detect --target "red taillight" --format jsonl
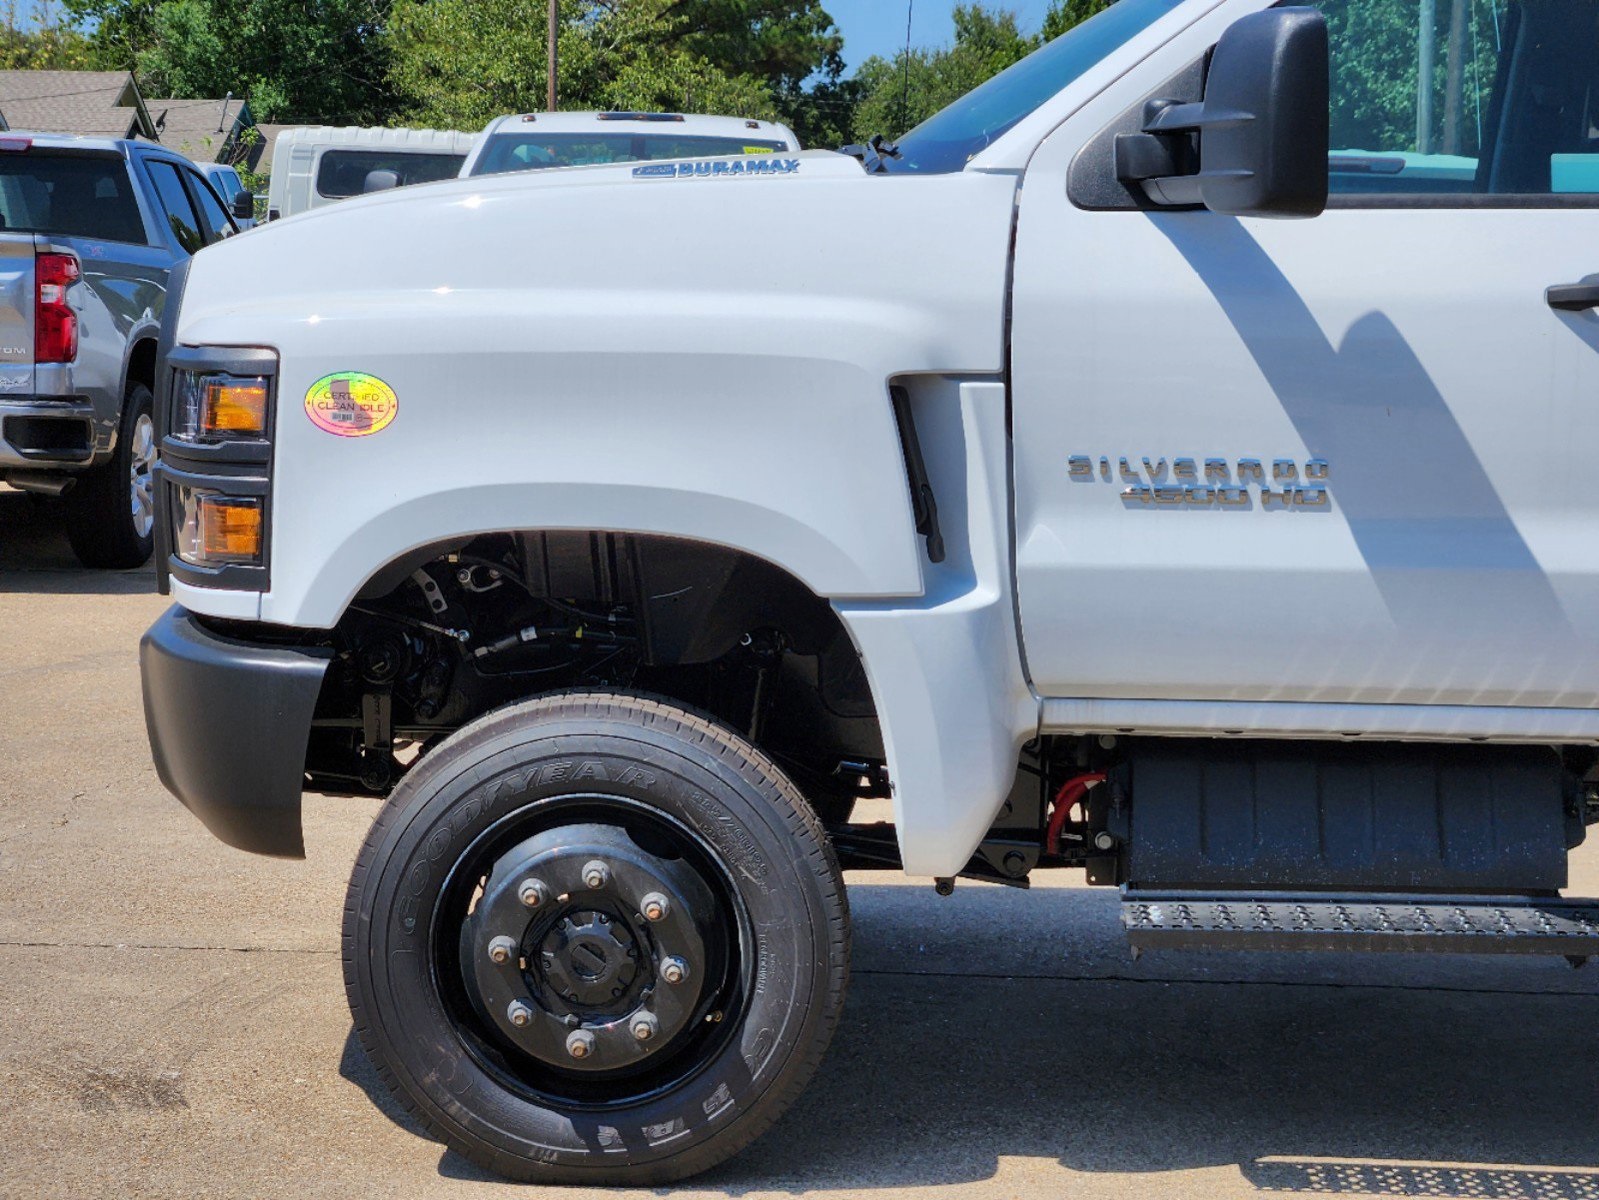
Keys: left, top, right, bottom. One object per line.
{"left": 35, "top": 252, "right": 78, "bottom": 364}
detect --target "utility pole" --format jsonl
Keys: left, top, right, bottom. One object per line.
{"left": 547, "top": 0, "right": 558, "bottom": 112}
{"left": 1442, "top": 0, "right": 1469, "bottom": 155}
{"left": 1417, "top": 0, "right": 1437, "bottom": 154}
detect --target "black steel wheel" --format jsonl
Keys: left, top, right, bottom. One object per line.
{"left": 343, "top": 691, "right": 849, "bottom": 1185}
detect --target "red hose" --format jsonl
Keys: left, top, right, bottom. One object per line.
{"left": 1045, "top": 772, "right": 1105, "bottom": 857}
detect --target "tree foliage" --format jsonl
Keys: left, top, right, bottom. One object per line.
{"left": 850, "top": 4, "right": 1036, "bottom": 141}
{"left": 1039, "top": 0, "right": 1112, "bottom": 41}
{"left": 25, "top": 0, "right": 1134, "bottom": 150}
{"left": 1322, "top": 0, "right": 1498, "bottom": 157}
{"left": 389, "top": 0, "right": 843, "bottom": 136}
{"left": 135, "top": 0, "right": 393, "bottom": 122}
{"left": 847, "top": 0, "right": 1112, "bottom": 142}
{"left": 57, "top": 0, "right": 160, "bottom": 68}
{"left": 0, "top": 3, "right": 97, "bottom": 69}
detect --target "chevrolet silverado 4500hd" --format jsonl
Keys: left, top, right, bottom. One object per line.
{"left": 140, "top": 0, "right": 1599, "bottom": 1184}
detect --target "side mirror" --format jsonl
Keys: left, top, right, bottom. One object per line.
{"left": 362, "top": 168, "right": 400, "bottom": 194}
{"left": 1115, "top": 7, "right": 1328, "bottom": 218}
{"left": 230, "top": 190, "right": 254, "bottom": 220}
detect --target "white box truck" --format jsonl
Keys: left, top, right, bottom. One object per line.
{"left": 264, "top": 125, "right": 476, "bottom": 221}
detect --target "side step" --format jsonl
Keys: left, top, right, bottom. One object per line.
{"left": 1123, "top": 894, "right": 1599, "bottom": 957}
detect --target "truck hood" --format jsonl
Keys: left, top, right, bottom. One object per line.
{"left": 272, "top": 148, "right": 863, "bottom": 231}
{"left": 176, "top": 147, "right": 1020, "bottom": 380}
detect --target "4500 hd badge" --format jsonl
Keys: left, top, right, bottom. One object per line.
{"left": 1070, "top": 455, "right": 1331, "bottom": 509}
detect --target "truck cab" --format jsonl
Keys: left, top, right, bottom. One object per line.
{"left": 140, "top": 0, "right": 1599, "bottom": 1186}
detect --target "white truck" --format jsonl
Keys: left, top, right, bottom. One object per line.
{"left": 263, "top": 126, "right": 476, "bottom": 221}
{"left": 139, "top": 0, "right": 1599, "bottom": 1186}
{"left": 458, "top": 110, "right": 800, "bottom": 177}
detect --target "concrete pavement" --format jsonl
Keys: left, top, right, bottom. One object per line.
{"left": 3, "top": 487, "right": 1598, "bottom": 1200}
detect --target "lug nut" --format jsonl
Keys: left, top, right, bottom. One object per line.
{"left": 507, "top": 1001, "right": 533, "bottom": 1028}
{"left": 566, "top": 1029, "right": 596, "bottom": 1059}
{"left": 487, "top": 935, "right": 518, "bottom": 965}
{"left": 641, "top": 892, "right": 670, "bottom": 922}
{"left": 518, "top": 878, "right": 549, "bottom": 909}
{"left": 660, "top": 956, "right": 689, "bottom": 985}
{"left": 631, "top": 1012, "right": 659, "bottom": 1042}
{"left": 582, "top": 860, "right": 610, "bottom": 889}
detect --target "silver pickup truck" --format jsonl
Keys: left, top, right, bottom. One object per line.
{"left": 0, "top": 133, "right": 248, "bottom": 567}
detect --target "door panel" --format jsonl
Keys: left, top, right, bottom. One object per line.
{"left": 1011, "top": 0, "right": 1599, "bottom": 709}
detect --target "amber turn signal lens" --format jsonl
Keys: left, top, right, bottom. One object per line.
{"left": 199, "top": 497, "right": 263, "bottom": 563}
{"left": 202, "top": 379, "right": 269, "bottom": 436}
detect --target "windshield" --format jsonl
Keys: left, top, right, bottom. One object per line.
{"left": 472, "top": 132, "right": 790, "bottom": 176}
{"left": 885, "top": 0, "right": 1186, "bottom": 174}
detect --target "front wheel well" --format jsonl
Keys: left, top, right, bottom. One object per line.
{"left": 304, "top": 530, "right": 886, "bottom": 826}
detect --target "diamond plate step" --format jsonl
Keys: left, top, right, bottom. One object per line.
{"left": 1123, "top": 894, "right": 1599, "bottom": 957}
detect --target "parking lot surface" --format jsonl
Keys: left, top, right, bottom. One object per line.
{"left": 3, "top": 488, "right": 1599, "bottom": 1200}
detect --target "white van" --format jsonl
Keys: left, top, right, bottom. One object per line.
{"left": 458, "top": 111, "right": 799, "bottom": 177}
{"left": 265, "top": 126, "right": 477, "bottom": 221}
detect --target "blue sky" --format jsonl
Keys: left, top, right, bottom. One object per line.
{"left": 826, "top": 1, "right": 1060, "bottom": 73}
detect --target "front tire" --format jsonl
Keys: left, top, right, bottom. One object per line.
{"left": 342, "top": 691, "right": 849, "bottom": 1186}
{"left": 65, "top": 380, "right": 156, "bottom": 569}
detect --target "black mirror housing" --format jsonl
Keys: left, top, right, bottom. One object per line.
{"left": 230, "top": 190, "right": 254, "bottom": 220}
{"left": 1116, "top": 7, "right": 1328, "bottom": 218}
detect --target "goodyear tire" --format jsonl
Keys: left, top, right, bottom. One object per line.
{"left": 65, "top": 381, "right": 156, "bottom": 569}
{"left": 343, "top": 691, "right": 849, "bottom": 1185}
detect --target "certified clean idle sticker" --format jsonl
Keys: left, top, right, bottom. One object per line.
{"left": 304, "top": 372, "right": 398, "bottom": 437}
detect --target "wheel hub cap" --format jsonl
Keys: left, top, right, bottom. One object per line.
{"left": 129, "top": 412, "right": 156, "bottom": 540}
{"left": 539, "top": 911, "right": 640, "bottom": 1007}
{"left": 459, "top": 822, "right": 717, "bottom": 1073}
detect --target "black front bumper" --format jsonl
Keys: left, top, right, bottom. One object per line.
{"left": 140, "top": 606, "right": 332, "bottom": 857}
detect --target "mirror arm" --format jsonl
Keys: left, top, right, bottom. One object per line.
{"left": 1143, "top": 99, "right": 1254, "bottom": 135}
{"left": 1116, "top": 97, "right": 1259, "bottom": 206}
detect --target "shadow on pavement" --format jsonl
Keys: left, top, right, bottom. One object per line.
{"left": 0, "top": 487, "right": 157, "bottom": 592}
{"left": 711, "top": 956, "right": 1599, "bottom": 1191}
{"left": 336, "top": 880, "right": 1599, "bottom": 1193}
{"left": 337, "top": 1026, "right": 430, "bottom": 1140}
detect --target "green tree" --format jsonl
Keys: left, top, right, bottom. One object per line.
{"left": 57, "top": 0, "right": 159, "bottom": 68}
{"left": 774, "top": 73, "right": 859, "bottom": 148}
{"left": 1039, "top": 0, "right": 1112, "bottom": 41}
{"left": 0, "top": 2, "right": 96, "bottom": 69}
{"left": 389, "top": 0, "right": 841, "bottom": 134}
{"left": 849, "top": 4, "right": 1035, "bottom": 141}
{"left": 134, "top": 0, "right": 395, "bottom": 123}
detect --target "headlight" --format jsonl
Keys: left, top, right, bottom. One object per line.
{"left": 158, "top": 343, "right": 278, "bottom": 593}
{"left": 172, "top": 372, "right": 271, "bottom": 441}
{"left": 173, "top": 488, "right": 263, "bottom": 566}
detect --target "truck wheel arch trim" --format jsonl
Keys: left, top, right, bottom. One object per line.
{"left": 269, "top": 483, "right": 910, "bottom": 631}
